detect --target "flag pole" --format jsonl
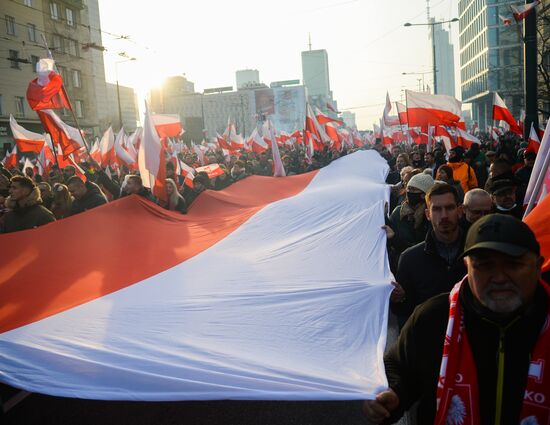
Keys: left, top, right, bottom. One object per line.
{"left": 40, "top": 34, "right": 91, "bottom": 155}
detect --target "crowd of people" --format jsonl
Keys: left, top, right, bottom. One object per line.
{"left": 0, "top": 143, "right": 349, "bottom": 233}
{"left": 3, "top": 129, "right": 549, "bottom": 424}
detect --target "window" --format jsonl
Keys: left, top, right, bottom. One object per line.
{"left": 9, "top": 50, "right": 20, "bottom": 69}
{"left": 72, "top": 69, "right": 81, "bottom": 87}
{"left": 75, "top": 100, "right": 83, "bottom": 118}
{"left": 58, "top": 66, "right": 69, "bottom": 86}
{"left": 52, "top": 34, "right": 61, "bottom": 52}
{"left": 67, "top": 39, "right": 78, "bottom": 56}
{"left": 15, "top": 96, "right": 25, "bottom": 117}
{"left": 5, "top": 15, "right": 15, "bottom": 36}
{"left": 27, "top": 23, "right": 37, "bottom": 42}
{"left": 0, "top": 95, "right": 3, "bottom": 116}
{"left": 24, "top": 0, "right": 33, "bottom": 6}
{"left": 66, "top": 8, "right": 74, "bottom": 26}
{"left": 31, "top": 55, "right": 39, "bottom": 71}
{"left": 50, "top": 2, "right": 59, "bottom": 20}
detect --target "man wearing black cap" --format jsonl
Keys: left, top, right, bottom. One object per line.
{"left": 488, "top": 177, "right": 523, "bottom": 219}
{"left": 364, "top": 214, "right": 549, "bottom": 425}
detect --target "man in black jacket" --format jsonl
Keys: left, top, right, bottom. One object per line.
{"left": 364, "top": 214, "right": 547, "bottom": 424}
{"left": 391, "top": 183, "right": 466, "bottom": 322}
{"left": 2, "top": 176, "right": 55, "bottom": 233}
{"left": 67, "top": 176, "right": 107, "bottom": 215}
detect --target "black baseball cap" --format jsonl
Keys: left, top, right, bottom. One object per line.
{"left": 462, "top": 214, "right": 540, "bottom": 257}
{"left": 487, "top": 178, "right": 517, "bottom": 195}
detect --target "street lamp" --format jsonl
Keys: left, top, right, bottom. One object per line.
{"left": 402, "top": 71, "right": 435, "bottom": 92}
{"left": 115, "top": 54, "right": 136, "bottom": 130}
{"left": 404, "top": 17, "right": 458, "bottom": 95}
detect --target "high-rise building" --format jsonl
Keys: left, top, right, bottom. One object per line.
{"left": 430, "top": 18, "right": 455, "bottom": 97}
{"left": 458, "top": 0, "right": 524, "bottom": 130}
{"left": 301, "top": 49, "right": 335, "bottom": 115}
{"left": 236, "top": 69, "right": 260, "bottom": 89}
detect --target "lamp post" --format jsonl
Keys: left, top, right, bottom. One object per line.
{"left": 115, "top": 55, "right": 136, "bottom": 130}
{"left": 402, "top": 71, "right": 434, "bottom": 92}
{"left": 404, "top": 18, "right": 458, "bottom": 95}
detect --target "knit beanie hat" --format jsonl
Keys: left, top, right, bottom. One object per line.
{"left": 407, "top": 173, "right": 435, "bottom": 194}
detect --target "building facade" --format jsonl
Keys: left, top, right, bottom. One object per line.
{"left": 151, "top": 81, "right": 307, "bottom": 143}
{"left": 236, "top": 69, "right": 260, "bottom": 90}
{"left": 459, "top": 0, "right": 524, "bottom": 130}
{"left": 0, "top": 0, "right": 108, "bottom": 155}
{"left": 105, "top": 83, "right": 139, "bottom": 132}
{"left": 431, "top": 18, "right": 456, "bottom": 97}
{"left": 341, "top": 111, "right": 356, "bottom": 129}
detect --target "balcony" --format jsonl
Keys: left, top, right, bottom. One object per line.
{"left": 62, "top": 0, "right": 85, "bottom": 10}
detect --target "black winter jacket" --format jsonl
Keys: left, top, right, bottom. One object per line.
{"left": 392, "top": 228, "right": 467, "bottom": 318}
{"left": 384, "top": 282, "right": 548, "bottom": 424}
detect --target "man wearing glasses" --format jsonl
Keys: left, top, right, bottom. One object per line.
{"left": 461, "top": 188, "right": 493, "bottom": 231}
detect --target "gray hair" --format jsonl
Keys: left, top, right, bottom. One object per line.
{"left": 464, "top": 188, "right": 491, "bottom": 206}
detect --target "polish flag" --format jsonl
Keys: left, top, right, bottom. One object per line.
{"left": 405, "top": 90, "right": 462, "bottom": 128}
{"left": 455, "top": 127, "right": 481, "bottom": 149}
{"left": 434, "top": 126, "right": 452, "bottom": 153}
{"left": 511, "top": 0, "right": 540, "bottom": 22}
{"left": 396, "top": 102, "right": 408, "bottom": 125}
{"left": 151, "top": 114, "right": 183, "bottom": 139}
{"left": 180, "top": 160, "right": 195, "bottom": 188}
{"left": 524, "top": 120, "right": 550, "bottom": 207}
{"left": 499, "top": 15, "right": 512, "bottom": 25}
{"left": 9, "top": 114, "right": 45, "bottom": 154}
{"left": 492, "top": 93, "right": 522, "bottom": 135}
{"left": 526, "top": 122, "right": 541, "bottom": 154}
{"left": 249, "top": 128, "right": 269, "bottom": 154}
{"left": 305, "top": 104, "right": 331, "bottom": 148}
{"left": 193, "top": 142, "right": 205, "bottom": 166}
{"left": 99, "top": 127, "right": 115, "bottom": 166}
{"left": 195, "top": 163, "right": 225, "bottom": 180}
{"left": 138, "top": 102, "right": 167, "bottom": 203}
{"left": 114, "top": 127, "right": 136, "bottom": 167}
{"left": 22, "top": 157, "right": 35, "bottom": 176}
{"left": 383, "top": 92, "right": 400, "bottom": 126}
{"left": 89, "top": 138, "right": 102, "bottom": 165}
{"left": 37, "top": 109, "right": 85, "bottom": 158}
{"left": 0, "top": 151, "right": 392, "bottom": 402}
{"left": 325, "top": 122, "right": 342, "bottom": 151}
{"left": 315, "top": 107, "right": 344, "bottom": 126}
{"left": 264, "top": 120, "right": 286, "bottom": 177}
{"left": 26, "top": 59, "right": 70, "bottom": 111}
{"left": 2, "top": 145, "right": 18, "bottom": 169}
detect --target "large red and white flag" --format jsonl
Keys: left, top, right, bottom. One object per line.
{"left": 511, "top": 0, "right": 540, "bottom": 22}
{"left": 524, "top": 119, "right": 550, "bottom": 208}
{"left": 526, "top": 122, "right": 541, "bottom": 154}
{"left": 2, "top": 145, "right": 18, "bottom": 169}
{"left": 26, "top": 59, "right": 70, "bottom": 111}
{"left": 114, "top": 127, "right": 136, "bottom": 167}
{"left": 305, "top": 104, "right": 331, "bottom": 149}
{"left": 138, "top": 102, "right": 167, "bottom": 202}
{"left": 492, "top": 92, "right": 522, "bottom": 135}
{"left": 151, "top": 114, "right": 183, "bottom": 139}
{"left": 9, "top": 114, "right": 45, "bottom": 154}
{"left": 405, "top": 90, "right": 462, "bottom": 128}
{"left": 396, "top": 102, "right": 408, "bottom": 125}
{"left": 455, "top": 127, "right": 481, "bottom": 149}
{"left": 249, "top": 127, "right": 268, "bottom": 154}
{"left": 195, "top": 163, "right": 225, "bottom": 179}
{"left": 37, "top": 109, "right": 86, "bottom": 158}
{"left": 383, "top": 92, "right": 400, "bottom": 126}
{"left": 99, "top": 127, "right": 115, "bottom": 166}
{"left": 0, "top": 151, "right": 392, "bottom": 401}
{"left": 315, "top": 107, "right": 344, "bottom": 126}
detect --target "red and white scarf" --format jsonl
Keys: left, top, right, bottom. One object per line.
{"left": 434, "top": 277, "right": 550, "bottom": 425}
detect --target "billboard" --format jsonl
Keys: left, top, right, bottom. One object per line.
{"left": 254, "top": 89, "right": 275, "bottom": 117}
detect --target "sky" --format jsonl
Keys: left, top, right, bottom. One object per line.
{"left": 98, "top": 0, "right": 461, "bottom": 131}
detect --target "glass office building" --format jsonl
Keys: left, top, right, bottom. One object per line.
{"left": 459, "top": 0, "right": 524, "bottom": 130}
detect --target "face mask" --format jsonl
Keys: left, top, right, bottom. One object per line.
{"left": 496, "top": 203, "right": 517, "bottom": 212}
{"left": 412, "top": 160, "right": 423, "bottom": 168}
{"left": 406, "top": 191, "right": 424, "bottom": 207}
{"left": 448, "top": 156, "right": 461, "bottom": 163}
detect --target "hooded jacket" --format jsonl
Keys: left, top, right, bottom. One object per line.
{"left": 2, "top": 187, "right": 55, "bottom": 233}
{"left": 447, "top": 161, "right": 478, "bottom": 193}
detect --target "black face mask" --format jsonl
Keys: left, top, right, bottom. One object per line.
{"left": 412, "top": 160, "right": 424, "bottom": 168}
{"left": 448, "top": 156, "right": 461, "bottom": 163}
{"left": 406, "top": 191, "right": 424, "bottom": 207}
